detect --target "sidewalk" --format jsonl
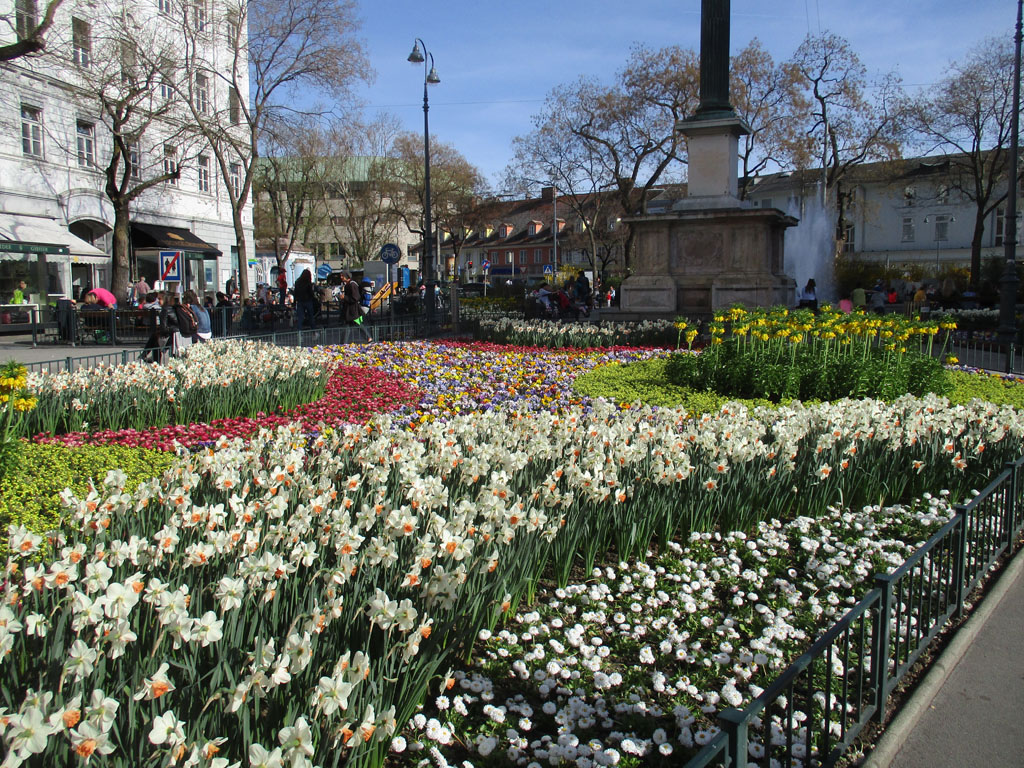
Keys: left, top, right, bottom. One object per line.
{"left": 865, "top": 549, "right": 1024, "bottom": 768}
{"left": 0, "top": 334, "right": 142, "bottom": 366}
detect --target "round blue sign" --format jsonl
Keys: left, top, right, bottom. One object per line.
{"left": 379, "top": 244, "right": 402, "bottom": 265}
{"left": 316, "top": 263, "right": 333, "bottom": 280}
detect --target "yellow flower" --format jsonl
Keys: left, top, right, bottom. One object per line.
{"left": 945, "top": 355, "right": 959, "bottom": 365}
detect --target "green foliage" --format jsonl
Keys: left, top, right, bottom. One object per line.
{"left": 573, "top": 358, "right": 779, "bottom": 414}
{"left": 948, "top": 370, "right": 1024, "bottom": 409}
{"left": 0, "top": 443, "right": 175, "bottom": 551}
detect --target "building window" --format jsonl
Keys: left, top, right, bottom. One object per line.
{"left": 197, "top": 154, "right": 211, "bottom": 192}
{"left": 934, "top": 214, "right": 950, "bottom": 242}
{"left": 195, "top": 74, "right": 209, "bottom": 114}
{"left": 163, "top": 145, "right": 178, "bottom": 185}
{"left": 995, "top": 207, "right": 1006, "bottom": 247}
{"left": 76, "top": 121, "right": 95, "bottom": 167}
{"left": 158, "top": 0, "right": 173, "bottom": 14}
{"left": 72, "top": 18, "right": 92, "bottom": 68}
{"left": 159, "top": 59, "right": 174, "bottom": 100}
{"left": 20, "top": 105, "right": 43, "bottom": 158}
{"left": 505, "top": 250, "right": 513, "bottom": 266}
{"left": 901, "top": 216, "right": 915, "bottom": 243}
{"left": 192, "top": 0, "right": 207, "bottom": 32}
{"left": 128, "top": 140, "right": 141, "bottom": 179}
{"left": 841, "top": 222, "right": 855, "bottom": 254}
{"left": 519, "top": 249, "right": 526, "bottom": 264}
{"left": 936, "top": 184, "right": 949, "bottom": 205}
{"left": 228, "top": 87, "right": 240, "bottom": 124}
{"left": 15, "top": 0, "right": 36, "bottom": 40}
{"left": 229, "top": 162, "right": 241, "bottom": 196}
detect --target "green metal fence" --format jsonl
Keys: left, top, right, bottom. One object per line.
{"left": 684, "top": 456, "right": 1024, "bottom": 768}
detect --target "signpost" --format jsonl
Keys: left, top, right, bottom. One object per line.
{"left": 159, "top": 250, "right": 182, "bottom": 286}
{"left": 379, "top": 244, "right": 402, "bottom": 321}
{"left": 543, "top": 264, "right": 554, "bottom": 276}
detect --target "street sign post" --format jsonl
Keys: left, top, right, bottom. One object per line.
{"left": 543, "top": 264, "right": 554, "bottom": 276}
{"left": 379, "top": 243, "right": 402, "bottom": 265}
{"left": 159, "top": 250, "right": 182, "bottom": 284}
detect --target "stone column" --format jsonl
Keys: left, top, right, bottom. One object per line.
{"left": 695, "top": 0, "right": 734, "bottom": 119}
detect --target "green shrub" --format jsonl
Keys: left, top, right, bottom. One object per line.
{"left": 0, "top": 443, "right": 175, "bottom": 552}
{"left": 948, "top": 370, "right": 1024, "bottom": 409}
{"left": 573, "top": 358, "right": 779, "bottom": 414}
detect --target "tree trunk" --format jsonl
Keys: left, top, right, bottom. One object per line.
{"left": 969, "top": 208, "right": 985, "bottom": 289}
{"left": 110, "top": 200, "right": 132, "bottom": 302}
{"left": 233, "top": 207, "right": 250, "bottom": 297}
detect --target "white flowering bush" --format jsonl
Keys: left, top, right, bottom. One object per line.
{"left": 23, "top": 341, "right": 331, "bottom": 435}
{"left": 473, "top": 318, "right": 677, "bottom": 348}
{"left": 401, "top": 494, "right": 956, "bottom": 766}
{"left": 1, "top": 393, "right": 1020, "bottom": 767}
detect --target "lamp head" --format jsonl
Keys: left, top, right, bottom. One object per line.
{"left": 407, "top": 42, "right": 425, "bottom": 64}
{"left": 426, "top": 65, "right": 440, "bottom": 85}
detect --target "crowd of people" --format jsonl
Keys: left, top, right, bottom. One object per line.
{"left": 527, "top": 271, "right": 618, "bottom": 320}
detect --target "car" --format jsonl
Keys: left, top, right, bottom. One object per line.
{"left": 458, "top": 282, "right": 489, "bottom": 297}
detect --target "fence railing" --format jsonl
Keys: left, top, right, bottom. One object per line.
{"left": 21, "top": 309, "right": 451, "bottom": 375}
{"left": 686, "top": 456, "right": 1024, "bottom": 768}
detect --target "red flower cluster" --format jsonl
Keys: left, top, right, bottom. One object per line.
{"left": 34, "top": 364, "right": 419, "bottom": 451}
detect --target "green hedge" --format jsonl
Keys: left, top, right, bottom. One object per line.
{"left": 0, "top": 443, "right": 175, "bottom": 553}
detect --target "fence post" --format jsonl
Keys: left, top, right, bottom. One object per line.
{"left": 952, "top": 505, "right": 969, "bottom": 621}
{"left": 1007, "top": 342, "right": 1016, "bottom": 375}
{"left": 65, "top": 356, "right": 74, "bottom": 373}
{"left": 122, "top": 350, "right": 129, "bottom": 366}
{"left": 1005, "top": 461, "right": 1020, "bottom": 544}
{"left": 718, "top": 708, "right": 748, "bottom": 768}
{"left": 109, "top": 308, "right": 117, "bottom": 345}
{"left": 30, "top": 307, "right": 38, "bottom": 347}
{"left": 871, "top": 573, "right": 895, "bottom": 723}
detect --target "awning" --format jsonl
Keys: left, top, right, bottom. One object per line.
{"left": 131, "top": 222, "right": 222, "bottom": 258}
{"left": 0, "top": 213, "right": 109, "bottom": 264}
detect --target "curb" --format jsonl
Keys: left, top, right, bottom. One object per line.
{"left": 862, "top": 546, "right": 1024, "bottom": 768}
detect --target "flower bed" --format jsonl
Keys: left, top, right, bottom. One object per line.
{"left": 1, "top": 393, "right": 1020, "bottom": 767}
{"left": 471, "top": 318, "right": 678, "bottom": 349}
{"left": 398, "top": 494, "right": 955, "bottom": 765}
{"left": 340, "top": 341, "right": 669, "bottom": 423}
{"left": 24, "top": 341, "right": 332, "bottom": 436}
{"left": 34, "top": 362, "right": 419, "bottom": 451}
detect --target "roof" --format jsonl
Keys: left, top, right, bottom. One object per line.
{"left": 131, "top": 223, "right": 221, "bottom": 256}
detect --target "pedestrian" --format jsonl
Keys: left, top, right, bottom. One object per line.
{"left": 140, "top": 292, "right": 167, "bottom": 362}
{"left": 184, "top": 289, "right": 212, "bottom": 342}
{"left": 851, "top": 285, "right": 867, "bottom": 309}
{"left": 276, "top": 268, "right": 288, "bottom": 305}
{"left": 798, "top": 279, "right": 817, "bottom": 310}
{"left": 293, "top": 268, "right": 317, "bottom": 330}
{"left": 85, "top": 286, "right": 118, "bottom": 308}
{"left": 160, "top": 292, "right": 198, "bottom": 357}
{"left": 341, "top": 271, "right": 369, "bottom": 341}
{"left": 134, "top": 275, "right": 151, "bottom": 304}
{"left": 11, "top": 280, "right": 28, "bottom": 304}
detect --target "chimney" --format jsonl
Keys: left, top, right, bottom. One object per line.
{"left": 541, "top": 186, "right": 554, "bottom": 202}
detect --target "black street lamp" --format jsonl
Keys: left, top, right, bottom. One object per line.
{"left": 999, "top": 0, "right": 1022, "bottom": 350}
{"left": 408, "top": 39, "right": 440, "bottom": 324}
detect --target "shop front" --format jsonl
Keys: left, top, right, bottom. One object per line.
{"left": 131, "top": 222, "right": 222, "bottom": 296}
{"left": 0, "top": 213, "right": 110, "bottom": 305}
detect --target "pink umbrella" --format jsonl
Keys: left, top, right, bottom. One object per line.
{"left": 87, "top": 287, "right": 118, "bottom": 307}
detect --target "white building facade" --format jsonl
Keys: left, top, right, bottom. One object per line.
{"left": 0, "top": 0, "right": 252, "bottom": 304}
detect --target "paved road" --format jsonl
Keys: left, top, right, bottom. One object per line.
{"left": 885, "top": 558, "right": 1024, "bottom": 768}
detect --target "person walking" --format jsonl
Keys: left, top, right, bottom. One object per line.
{"left": 293, "top": 269, "right": 318, "bottom": 331}
{"left": 341, "top": 272, "right": 369, "bottom": 342}
{"left": 276, "top": 268, "right": 288, "bottom": 305}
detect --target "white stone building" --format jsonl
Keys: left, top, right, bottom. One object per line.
{"left": 0, "top": 0, "right": 252, "bottom": 305}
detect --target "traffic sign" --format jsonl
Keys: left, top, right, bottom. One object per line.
{"left": 316, "top": 263, "right": 333, "bottom": 280}
{"left": 482, "top": 259, "right": 491, "bottom": 270}
{"left": 543, "top": 264, "right": 554, "bottom": 275}
{"left": 159, "top": 251, "right": 182, "bottom": 282}
{"left": 379, "top": 243, "right": 402, "bottom": 265}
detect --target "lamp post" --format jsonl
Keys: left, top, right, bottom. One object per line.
{"left": 923, "top": 215, "right": 954, "bottom": 275}
{"left": 408, "top": 38, "right": 440, "bottom": 324}
{"left": 999, "top": 0, "right": 1022, "bottom": 349}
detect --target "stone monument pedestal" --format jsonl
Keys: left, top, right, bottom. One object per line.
{"left": 620, "top": 206, "right": 797, "bottom": 317}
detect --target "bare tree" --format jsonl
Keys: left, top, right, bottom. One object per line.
{"left": 311, "top": 114, "right": 407, "bottom": 266}
{"left": 0, "top": 0, "right": 64, "bottom": 61}
{"left": 731, "top": 38, "right": 807, "bottom": 199}
{"left": 786, "top": 32, "right": 906, "bottom": 240}
{"left": 253, "top": 117, "right": 325, "bottom": 269}
{"left": 64, "top": 6, "right": 198, "bottom": 298}
{"left": 506, "top": 44, "right": 699, "bottom": 271}
{"left": 390, "top": 132, "right": 484, "bottom": 277}
{"left": 905, "top": 36, "right": 1016, "bottom": 287}
{"left": 178, "top": 0, "right": 371, "bottom": 297}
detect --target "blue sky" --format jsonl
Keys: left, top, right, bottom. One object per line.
{"left": 349, "top": 1, "right": 1015, "bottom": 187}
